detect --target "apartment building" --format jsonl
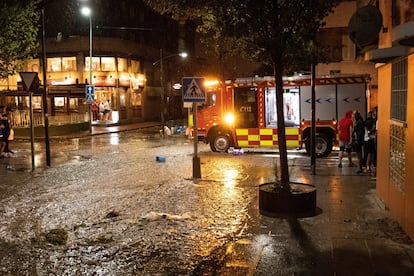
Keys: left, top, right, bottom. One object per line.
{"left": 365, "top": 0, "right": 414, "bottom": 240}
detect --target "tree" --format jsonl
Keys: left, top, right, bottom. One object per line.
{"left": 0, "top": 0, "right": 40, "bottom": 83}
{"left": 144, "top": 0, "right": 341, "bottom": 191}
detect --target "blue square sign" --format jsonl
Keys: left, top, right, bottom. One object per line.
{"left": 85, "top": 85, "right": 95, "bottom": 104}
{"left": 182, "top": 77, "right": 206, "bottom": 102}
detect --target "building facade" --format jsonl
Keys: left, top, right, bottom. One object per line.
{"left": 0, "top": 0, "right": 191, "bottom": 133}
{"left": 1, "top": 1, "right": 380, "bottom": 134}
{"left": 365, "top": 0, "right": 414, "bottom": 240}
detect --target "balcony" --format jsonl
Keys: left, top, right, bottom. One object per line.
{"left": 393, "top": 21, "right": 414, "bottom": 46}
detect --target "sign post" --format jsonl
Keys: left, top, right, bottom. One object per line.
{"left": 85, "top": 85, "right": 95, "bottom": 133}
{"left": 182, "top": 77, "right": 206, "bottom": 179}
{"left": 20, "top": 72, "right": 40, "bottom": 170}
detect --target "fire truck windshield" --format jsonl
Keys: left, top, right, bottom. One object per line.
{"left": 200, "top": 92, "right": 216, "bottom": 109}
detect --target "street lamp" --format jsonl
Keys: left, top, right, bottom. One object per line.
{"left": 153, "top": 49, "right": 188, "bottom": 126}
{"left": 81, "top": 6, "right": 93, "bottom": 133}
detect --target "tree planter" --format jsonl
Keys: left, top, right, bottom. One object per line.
{"left": 259, "top": 182, "right": 317, "bottom": 218}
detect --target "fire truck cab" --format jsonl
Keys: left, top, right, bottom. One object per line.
{"left": 195, "top": 75, "right": 368, "bottom": 157}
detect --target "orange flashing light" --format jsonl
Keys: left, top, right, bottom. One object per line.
{"left": 204, "top": 79, "right": 219, "bottom": 87}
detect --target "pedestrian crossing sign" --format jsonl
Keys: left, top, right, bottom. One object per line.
{"left": 182, "top": 77, "right": 206, "bottom": 102}
{"left": 85, "top": 85, "right": 95, "bottom": 104}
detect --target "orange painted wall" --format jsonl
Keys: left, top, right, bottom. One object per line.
{"left": 404, "top": 54, "right": 414, "bottom": 238}
{"left": 376, "top": 64, "right": 391, "bottom": 205}
{"left": 376, "top": 53, "right": 414, "bottom": 240}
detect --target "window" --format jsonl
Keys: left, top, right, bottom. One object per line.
{"left": 85, "top": 57, "right": 101, "bottom": 71}
{"left": 48, "top": 57, "right": 62, "bottom": 72}
{"left": 234, "top": 87, "right": 258, "bottom": 128}
{"left": 131, "top": 92, "right": 142, "bottom": 106}
{"left": 101, "top": 57, "right": 116, "bottom": 71}
{"left": 205, "top": 92, "right": 216, "bottom": 108}
{"left": 118, "top": 58, "right": 128, "bottom": 72}
{"left": 131, "top": 60, "right": 140, "bottom": 73}
{"left": 390, "top": 58, "right": 407, "bottom": 122}
{"left": 389, "top": 57, "right": 407, "bottom": 192}
{"left": 54, "top": 97, "right": 65, "bottom": 108}
{"left": 47, "top": 57, "right": 76, "bottom": 72}
{"left": 62, "top": 57, "right": 76, "bottom": 71}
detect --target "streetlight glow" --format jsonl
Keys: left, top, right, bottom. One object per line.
{"left": 179, "top": 52, "right": 188, "bottom": 58}
{"left": 81, "top": 6, "right": 91, "bottom": 16}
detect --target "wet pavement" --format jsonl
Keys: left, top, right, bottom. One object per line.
{"left": 1, "top": 122, "right": 414, "bottom": 275}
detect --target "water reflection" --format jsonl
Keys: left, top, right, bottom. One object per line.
{"left": 221, "top": 169, "right": 238, "bottom": 199}
{"left": 109, "top": 133, "right": 119, "bottom": 145}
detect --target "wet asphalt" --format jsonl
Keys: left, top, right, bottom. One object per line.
{"left": 1, "top": 122, "right": 414, "bottom": 275}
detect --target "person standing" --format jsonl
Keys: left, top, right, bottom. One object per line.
{"left": 363, "top": 111, "right": 376, "bottom": 173}
{"left": 338, "top": 110, "right": 355, "bottom": 168}
{"left": 1, "top": 112, "right": 12, "bottom": 156}
{"left": 92, "top": 100, "right": 99, "bottom": 121}
{"left": 98, "top": 101, "right": 105, "bottom": 121}
{"left": 0, "top": 119, "right": 6, "bottom": 159}
{"left": 352, "top": 111, "right": 365, "bottom": 173}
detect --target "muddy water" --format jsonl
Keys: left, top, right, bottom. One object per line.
{"left": 0, "top": 130, "right": 274, "bottom": 275}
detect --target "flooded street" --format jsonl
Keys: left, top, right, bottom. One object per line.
{"left": 0, "top": 129, "right": 274, "bottom": 275}
{"left": 2, "top": 128, "right": 414, "bottom": 275}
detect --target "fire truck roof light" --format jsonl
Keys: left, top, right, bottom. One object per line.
{"left": 204, "top": 80, "right": 219, "bottom": 87}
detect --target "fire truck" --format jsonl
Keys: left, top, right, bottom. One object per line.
{"left": 193, "top": 75, "right": 368, "bottom": 157}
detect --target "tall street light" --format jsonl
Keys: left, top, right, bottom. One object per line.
{"left": 153, "top": 49, "right": 188, "bottom": 126}
{"left": 39, "top": 3, "right": 51, "bottom": 167}
{"left": 81, "top": 6, "right": 93, "bottom": 133}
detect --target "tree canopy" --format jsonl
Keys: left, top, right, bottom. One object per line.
{"left": 0, "top": 0, "right": 40, "bottom": 80}
{"left": 145, "top": 0, "right": 341, "bottom": 188}
{"left": 144, "top": 0, "right": 340, "bottom": 75}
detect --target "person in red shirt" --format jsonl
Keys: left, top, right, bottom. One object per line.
{"left": 337, "top": 110, "right": 355, "bottom": 168}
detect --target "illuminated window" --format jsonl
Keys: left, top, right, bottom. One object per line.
{"left": 47, "top": 57, "right": 76, "bottom": 72}
{"left": 118, "top": 58, "right": 128, "bottom": 72}
{"left": 69, "top": 98, "right": 79, "bottom": 111}
{"left": 131, "top": 60, "right": 140, "bottom": 73}
{"left": 54, "top": 97, "right": 65, "bottom": 107}
{"left": 85, "top": 57, "right": 101, "bottom": 71}
{"left": 27, "top": 59, "right": 40, "bottom": 72}
{"left": 62, "top": 57, "right": 76, "bottom": 71}
{"left": 101, "top": 57, "right": 116, "bottom": 71}
{"left": 48, "top": 57, "right": 62, "bottom": 72}
{"left": 131, "top": 92, "right": 142, "bottom": 106}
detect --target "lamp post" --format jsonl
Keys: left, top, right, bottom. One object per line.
{"left": 153, "top": 49, "right": 188, "bottom": 126}
{"left": 81, "top": 6, "right": 93, "bottom": 133}
{"left": 40, "top": 7, "right": 51, "bottom": 167}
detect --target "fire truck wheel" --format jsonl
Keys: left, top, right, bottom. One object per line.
{"left": 305, "top": 134, "right": 332, "bottom": 158}
{"left": 210, "top": 135, "right": 230, "bottom": 152}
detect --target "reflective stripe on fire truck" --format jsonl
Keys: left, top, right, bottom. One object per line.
{"left": 235, "top": 128, "right": 300, "bottom": 147}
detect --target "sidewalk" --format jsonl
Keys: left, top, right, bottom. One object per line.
{"left": 207, "top": 159, "right": 414, "bottom": 275}
{"left": 91, "top": 121, "right": 162, "bottom": 136}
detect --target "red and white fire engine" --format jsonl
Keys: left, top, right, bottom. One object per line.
{"left": 192, "top": 74, "right": 369, "bottom": 157}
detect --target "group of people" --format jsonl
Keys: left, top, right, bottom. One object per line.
{"left": 0, "top": 106, "right": 14, "bottom": 159}
{"left": 92, "top": 99, "right": 112, "bottom": 121}
{"left": 337, "top": 108, "right": 377, "bottom": 174}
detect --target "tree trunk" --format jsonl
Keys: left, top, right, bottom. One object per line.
{"left": 274, "top": 62, "right": 290, "bottom": 192}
